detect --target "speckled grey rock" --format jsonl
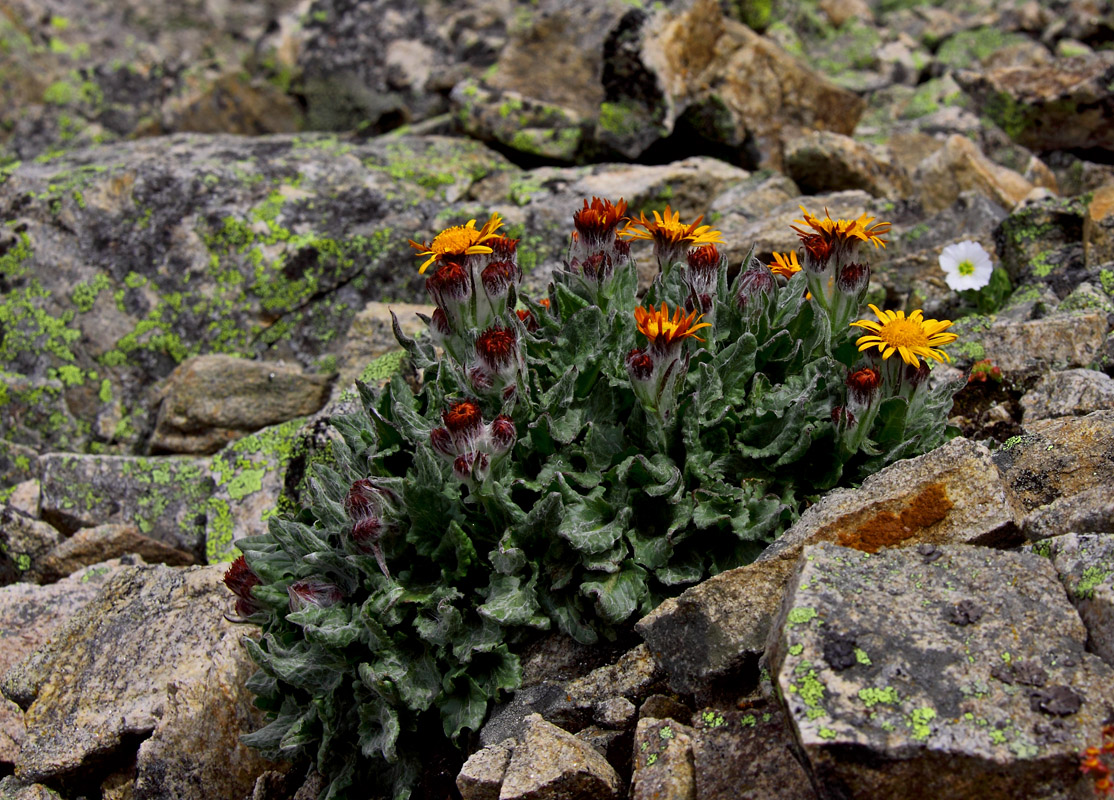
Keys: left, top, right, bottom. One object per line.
{"left": 964, "top": 313, "right": 1110, "bottom": 377}
{"left": 630, "top": 717, "right": 695, "bottom": 800}
{"left": 1022, "top": 488, "right": 1114, "bottom": 543}
{"left": 150, "top": 355, "right": 333, "bottom": 455}
{"left": 3, "top": 564, "right": 270, "bottom": 799}
{"left": 0, "top": 558, "right": 136, "bottom": 764}
{"left": 32, "top": 523, "right": 194, "bottom": 582}
{"left": 784, "top": 130, "right": 911, "bottom": 200}
{"left": 691, "top": 701, "right": 817, "bottom": 800}
{"left": 759, "top": 437, "right": 1023, "bottom": 564}
{"left": 593, "top": 697, "right": 637, "bottom": 730}
{"left": 1038, "top": 534, "right": 1114, "bottom": 669}
{"left": 767, "top": 542, "right": 1114, "bottom": 800}
{"left": 499, "top": 713, "right": 621, "bottom": 800}
{"left": 38, "top": 454, "right": 213, "bottom": 559}
{"left": 562, "top": 645, "right": 663, "bottom": 724}
{"left": 0, "top": 507, "right": 60, "bottom": 587}
{"left": 636, "top": 555, "right": 798, "bottom": 694}
{"left": 1021, "top": 369, "right": 1114, "bottom": 422}
{"left": 994, "top": 411, "right": 1114, "bottom": 513}
{"left": 0, "top": 777, "right": 63, "bottom": 800}
{"left": 457, "top": 738, "right": 515, "bottom": 800}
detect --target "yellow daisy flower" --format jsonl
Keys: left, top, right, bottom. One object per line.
{"left": 791, "top": 206, "right": 890, "bottom": 254}
{"left": 634, "top": 302, "right": 712, "bottom": 349}
{"left": 770, "top": 251, "right": 802, "bottom": 279}
{"left": 409, "top": 213, "right": 504, "bottom": 274}
{"left": 619, "top": 205, "right": 723, "bottom": 250}
{"left": 851, "top": 304, "right": 958, "bottom": 367}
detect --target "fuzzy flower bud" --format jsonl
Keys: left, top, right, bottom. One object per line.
{"left": 453, "top": 452, "right": 475, "bottom": 482}
{"left": 846, "top": 367, "right": 881, "bottom": 405}
{"left": 481, "top": 260, "right": 519, "bottom": 301}
{"left": 468, "top": 366, "right": 494, "bottom": 392}
{"left": 443, "top": 400, "right": 483, "bottom": 437}
{"left": 488, "top": 235, "right": 519, "bottom": 263}
{"left": 490, "top": 414, "right": 516, "bottom": 453}
{"left": 735, "top": 264, "right": 776, "bottom": 311}
{"left": 426, "top": 259, "right": 471, "bottom": 307}
{"left": 685, "top": 245, "right": 720, "bottom": 294}
{"left": 836, "top": 262, "right": 870, "bottom": 295}
{"left": 224, "top": 555, "right": 262, "bottom": 616}
{"left": 430, "top": 426, "right": 455, "bottom": 458}
{"left": 430, "top": 307, "right": 452, "bottom": 336}
{"left": 475, "top": 325, "right": 519, "bottom": 376}
{"left": 831, "top": 406, "right": 856, "bottom": 427}
{"left": 626, "top": 348, "right": 654, "bottom": 382}
{"left": 288, "top": 579, "right": 343, "bottom": 612}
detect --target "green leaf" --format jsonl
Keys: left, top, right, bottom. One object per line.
{"left": 441, "top": 675, "right": 488, "bottom": 740}
{"left": 478, "top": 574, "right": 551, "bottom": 629}
{"left": 431, "top": 519, "right": 479, "bottom": 580}
{"left": 287, "top": 604, "right": 362, "bottom": 650}
{"left": 555, "top": 479, "right": 630, "bottom": 554}
{"left": 580, "top": 560, "right": 649, "bottom": 624}
{"left": 470, "top": 643, "right": 522, "bottom": 696}
{"left": 357, "top": 695, "right": 401, "bottom": 761}
{"left": 615, "top": 453, "right": 681, "bottom": 498}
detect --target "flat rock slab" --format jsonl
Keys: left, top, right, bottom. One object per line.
{"left": 3, "top": 565, "right": 269, "bottom": 800}
{"left": 1020, "top": 369, "right": 1114, "bottom": 422}
{"left": 768, "top": 543, "right": 1114, "bottom": 800}
{"left": 759, "top": 437, "right": 1022, "bottom": 564}
{"left": 1021, "top": 487, "right": 1114, "bottom": 542}
{"left": 636, "top": 556, "right": 798, "bottom": 694}
{"left": 38, "top": 454, "right": 213, "bottom": 558}
{"left": 630, "top": 717, "right": 695, "bottom": 800}
{"left": 994, "top": 411, "right": 1114, "bottom": 513}
{"left": 1036, "top": 534, "right": 1114, "bottom": 669}
{"left": 33, "top": 524, "right": 194, "bottom": 582}
{"left": 0, "top": 558, "right": 137, "bottom": 764}
{"left": 973, "top": 313, "right": 1109, "bottom": 378}
{"left": 499, "top": 713, "right": 621, "bottom": 800}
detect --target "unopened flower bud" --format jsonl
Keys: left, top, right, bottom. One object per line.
{"left": 516, "top": 308, "right": 539, "bottom": 332}
{"left": 490, "top": 414, "right": 516, "bottom": 453}
{"left": 453, "top": 452, "right": 475, "bottom": 482}
{"left": 846, "top": 367, "right": 881, "bottom": 405}
{"left": 468, "top": 366, "right": 494, "bottom": 392}
{"left": 579, "top": 251, "right": 613, "bottom": 283}
{"left": 288, "top": 579, "right": 343, "bottom": 612}
{"left": 626, "top": 348, "right": 654, "bottom": 382}
{"left": 735, "top": 265, "right": 776, "bottom": 310}
{"left": 442, "top": 400, "right": 483, "bottom": 437}
{"left": 224, "top": 555, "right": 262, "bottom": 615}
{"left": 481, "top": 260, "right": 518, "bottom": 299}
{"left": 426, "top": 259, "right": 471, "bottom": 307}
{"left": 351, "top": 515, "right": 382, "bottom": 549}
{"left": 431, "top": 307, "right": 452, "bottom": 336}
{"left": 686, "top": 245, "right": 720, "bottom": 294}
{"left": 430, "top": 426, "right": 456, "bottom": 457}
{"left": 905, "top": 360, "right": 931, "bottom": 388}
{"left": 489, "top": 235, "right": 519, "bottom": 262}
{"left": 831, "top": 406, "right": 856, "bottom": 427}
{"left": 501, "top": 384, "right": 517, "bottom": 403}
{"left": 475, "top": 325, "right": 518, "bottom": 375}
{"left": 836, "top": 262, "right": 870, "bottom": 295}
{"left": 612, "top": 237, "right": 631, "bottom": 258}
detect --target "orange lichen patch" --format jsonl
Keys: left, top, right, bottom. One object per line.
{"left": 832, "top": 483, "right": 954, "bottom": 553}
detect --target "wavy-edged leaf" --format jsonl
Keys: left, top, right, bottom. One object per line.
{"left": 580, "top": 560, "right": 648, "bottom": 624}
{"left": 555, "top": 479, "right": 630, "bottom": 554}
{"left": 478, "top": 574, "right": 551, "bottom": 629}
{"left": 440, "top": 674, "right": 488, "bottom": 741}
{"left": 356, "top": 693, "right": 401, "bottom": 761}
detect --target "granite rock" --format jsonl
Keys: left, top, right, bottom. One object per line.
{"left": 1020, "top": 369, "right": 1114, "bottom": 422}
{"left": 1037, "top": 533, "right": 1114, "bottom": 669}
{"left": 630, "top": 717, "right": 695, "bottom": 800}
{"left": 1021, "top": 488, "right": 1114, "bottom": 543}
{"left": 32, "top": 523, "right": 194, "bottom": 583}
{"left": 498, "top": 713, "right": 621, "bottom": 800}
{"left": 0, "top": 508, "right": 60, "bottom": 587}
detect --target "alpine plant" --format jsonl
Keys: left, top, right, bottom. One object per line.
{"left": 228, "top": 199, "right": 965, "bottom": 799}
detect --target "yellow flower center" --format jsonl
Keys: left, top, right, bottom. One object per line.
{"left": 876, "top": 318, "right": 930, "bottom": 348}
{"left": 432, "top": 225, "right": 483, "bottom": 255}
{"left": 957, "top": 259, "right": 975, "bottom": 276}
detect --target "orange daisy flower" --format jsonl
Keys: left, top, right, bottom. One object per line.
{"left": 634, "top": 302, "right": 712, "bottom": 350}
{"left": 619, "top": 205, "right": 723, "bottom": 250}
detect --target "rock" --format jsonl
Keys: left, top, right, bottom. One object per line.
{"left": 955, "top": 52, "right": 1114, "bottom": 152}
{"left": 638, "top": 695, "right": 692, "bottom": 727}
{"left": 0, "top": 558, "right": 137, "bottom": 764}
{"left": 630, "top": 717, "right": 695, "bottom": 800}
{"left": 598, "top": 0, "right": 864, "bottom": 168}
{"left": 150, "top": 355, "right": 333, "bottom": 455}
{"left": 3, "top": 482, "right": 39, "bottom": 520}
{"left": 453, "top": 82, "right": 586, "bottom": 163}
{"left": 636, "top": 556, "right": 799, "bottom": 694}
{"left": 498, "top": 714, "right": 621, "bottom": 800}
{"left": 457, "top": 738, "right": 515, "bottom": 800}
{"left": 995, "top": 411, "right": 1114, "bottom": 513}
{"left": 994, "top": 194, "right": 1093, "bottom": 295}
{"left": 1021, "top": 488, "right": 1114, "bottom": 543}
{"left": 3, "top": 564, "right": 270, "bottom": 799}
{"left": 1083, "top": 184, "right": 1114, "bottom": 268}
{"left": 38, "top": 454, "right": 213, "bottom": 559}
{"left": 0, "top": 442, "right": 38, "bottom": 495}
{"left": 0, "top": 133, "right": 512, "bottom": 454}
{"left": 691, "top": 701, "right": 817, "bottom": 800}
{"left": 914, "top": 135, "right": 1035, "bottom": 215}
{"left": 1020, "top": 369, "right": 1114, "bottom": 422}
{"left": 593, "top": 697, "right": 637, "bottom": 730}
{"left": 758, "top": 437, "right": 1023, "bottom": 564}
{"left": 0, "top": 507, "right": 60, "bottom": 586}
{"left": 768, "top": 542, "right": 1114, "bottom": 799}
{"left": 33, "top": 524, "right": 194, "bottom": 582}
{"left": 0, "top": 777, "right": 64, "bottom": 799}
{"left": 784, "top": 131, "right": 912, "bottom": 200}
{"left": 337, "top": 301, "right": 432, "bottom": 391}
{"left": 818, "top": 0, "right": 873, "bottom": 28}
{"left": 960, "top": 312, "right": 1109, "bottom": 377}
{"left": 205, "top": 417, "right": 308, "bottom": 564}
{"left": 1058, "top": 281, "right": 1114, "bottom": 315}
{"left": 562, "top": 645, "right": 664, "bottom": 723}
{"left": 1037, "top": 534, "right": 1114, "bottom": 669}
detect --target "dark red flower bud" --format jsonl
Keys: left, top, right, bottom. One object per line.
{"left": 489, "top": 235, "right": 519, "bottom": 261}
{"left": 736, "top": 265, "right": 776, "bottom": 310}
{"left": 836, "top": 262, "right": 870, "bottom": 294}
{"left": 475, "top": 325, "right": 518, "bottom": 373}
{"left": 430, "top": 426, "right": 456, "bottom": 457}
{"left": 580, "top": 252, "right": 613, "bottom": 283}
{"left": 481, "top": 260, "right": 518, "bottom": 298}
{"left": 288, "top": 579, "right": 343, "bottom": 612}
{"left": 626, "top": 347, "right": 654, "bottom": 382}
{"left": 501, "top": 384, "right": 517, "bottom": 402}
{"left": 831, "top": 406, "right": 856, "bottom": 427}
{"left": 443, "top": 400, "right": 483, "bottom": 436}
{"left": 453, "top": 452, "right": 475, "bottom": 481}
{"left": 905, "top": 361, "right": 931, "bottom": 388}
{"left": 431, "top": 307, "right": 452, "bottom": 336}
{"left": 516, "top": 308, "right": 539, "bottom": 332}
{"left": 469, "top": 366, "right": 494, "bottom": 392}
{"left": 799, "top": 234, "right": 833, "bottom": 272}
{"left": 224, "top": 555, "right": 260, "bottom": 600}
{"left": 344, "top": 478, "right": 376, "bottom": 519}
{"left": 846, "top": 367, "right": 882, "bottom": 405}
{"left": 490, "top": 414, "right": 516, "bottom": 452}
{"left": 426, "top": 259, "right": 471, "bottom": 305}
{"left": 686, "top": 245, "right": 720, "bottom": 294}
{"left": 352, "top": 515, "right": 382, "bottom": 549}
{"left": 612, "top": 237, "right": 631, "bottom": 258}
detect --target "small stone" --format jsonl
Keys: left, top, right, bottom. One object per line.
{"left": 1028, "top": 685, "right": 1082, "bottom": 717}
{"left": 593, "top": 697, "right": 636, "bottom": 730}
{"left": 498, "top": 714, "right": 621, "bottom": 800}
{"left": 33, "top": 524, "right": 194, "bottom": 582}
{"left": 1084, "top": 184, "right": 1114, "bottom": 267}
{"left": 630, "top": 717, "right": 695, "bottom": 800}
{"left": 0, "top": 507, "right": 60, "bottom": 587}
{"left": 457, "top": 738, "right": 514, "bottom": 800}
{"left": 638, "top": 695, "right": 693, "bottom": 727}
{"left": 1020, "top": 369, "right": 1114, "bottom": 422}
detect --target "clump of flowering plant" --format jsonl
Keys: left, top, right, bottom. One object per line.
{"left": 230, "top": 199, "right": 964, "bottom": 798}
{"left": 1081, "top": 724, "right": 1114, "bottom": 795}
{"left": 968, "top": 359, "right": 1003, "bottom": 384}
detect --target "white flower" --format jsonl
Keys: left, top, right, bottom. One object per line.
{"left": 938, "top": 240, "right": 993, "bottom": 291}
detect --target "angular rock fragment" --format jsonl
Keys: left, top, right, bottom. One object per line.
{"left": 1021, "top": 487, "right": 1114, "bottom": 542}
{"left": 913, "top": 134, "right": 1034, "bottom": 214}
{"left": 630, "top": 717, "right": 695, "bottom": 800}
{"left": 33, "top": 524, "right": 194, "bottom": 583}
{"left": 759, "top": 437, "right": 1022, "bottom": 564}
{"left": 3, "top": 565, "right": 270, "bottom": 800}
{"left": 457, "top": 738, "right": 515, "bottom": 800}
{"left": 0, "top": 508, "right": 60, "bottom": 587}
{"left": 636, "top": 556, "right": 798, "bottom": 694}
{"left": 499, "top": 714, "right": 621, "bottom": 800}
{"left": 1020, "top": 369, "right": 1114, "bottom": 422}
{"left": 1083, "top": 184, "right": 1114, "bottom": 268}
{"left": 959, "top": 313, "right": 1109, "bottom": 378}
{"left": 768, "top": 542, "right": 1114, "bottom": 799}
{"left": 784, "top": 131, "right": 911, "bottom": 200}
{"left": 150, "top": 355, "right": 333, "bottom": 455}
{"left": 1036, "top": 534, "right": 1114, "bottom": 669}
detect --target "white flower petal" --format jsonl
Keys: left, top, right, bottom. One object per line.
{"left": 938, "top": 239, "right": 993, "bottom": 291}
